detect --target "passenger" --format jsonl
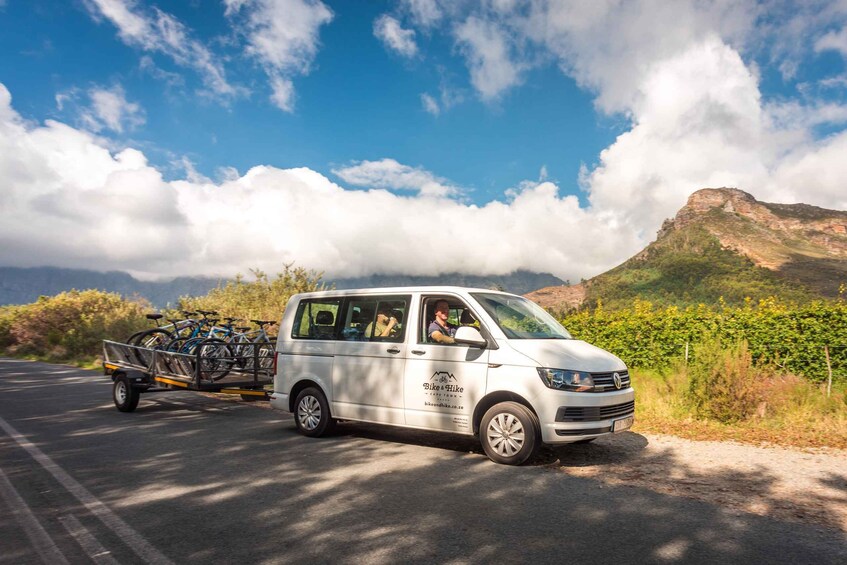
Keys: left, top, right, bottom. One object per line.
{"left": 428, "top": 300, "right": 457, "bottom": 344}
{"left": 365, "top": 306, "right": 398, "bottom": 338}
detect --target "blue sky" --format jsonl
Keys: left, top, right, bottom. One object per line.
{"left": 1, "top": 1, "right": 847, "bottom": 282}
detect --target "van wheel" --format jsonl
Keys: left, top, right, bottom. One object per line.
{"left": 294, "top": 387, "right": 335, "bottom": 437}
{"left": 113, "top": 376, "right": 140, "bottom": 412}
{"left": 480, "top": 402, "right": 539, "bottom": 465}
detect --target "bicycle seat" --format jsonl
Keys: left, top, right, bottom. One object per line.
{"left": 236, "top": 326, "right": 251, "bottom": 332}
{"left": 251, "top": 319, "right": 277, "bottom": 326}
{"left": 197, "top": 310, "right": 218, "bottom": 316}
{"left": 146, "top": 313, "right": 163, "bottom": 321}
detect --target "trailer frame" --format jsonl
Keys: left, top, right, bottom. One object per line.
{"left": 102, "top": 339, "right": 275, "bottom": 411}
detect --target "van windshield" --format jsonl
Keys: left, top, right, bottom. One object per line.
{"left": 471, "top": 293, "right": 572, "bottom": 340}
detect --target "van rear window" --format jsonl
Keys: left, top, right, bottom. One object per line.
{"left": 292, "top": 299, "right": 342, "bottom": 340}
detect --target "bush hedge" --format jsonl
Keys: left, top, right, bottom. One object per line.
{"left": 0, "top": 290, "right": 148, "bottom": 363}
{"left": 561, "top": 297, "right": 847, "bottom": 384}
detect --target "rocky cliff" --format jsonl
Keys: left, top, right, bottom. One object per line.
{"left": 527, "top": 188, "right": 847, "bottom": 311}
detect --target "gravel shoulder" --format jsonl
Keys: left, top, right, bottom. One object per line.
{"left": 547, "top": 432, "right": 847, "bottom": 533}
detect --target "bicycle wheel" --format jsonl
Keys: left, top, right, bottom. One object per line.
{"left": 132, "top": 329, "right": 171, "bottom": 368}
{"left": 197, "top": 338, "right": 233, "bottom": 382}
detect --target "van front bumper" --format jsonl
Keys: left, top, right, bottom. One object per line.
{"left": 535, "top": 388, "right": 636, "bottom": 444}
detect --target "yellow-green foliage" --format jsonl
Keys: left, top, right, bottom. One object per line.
{"left": 685, "top": 340, "right": 765, "bottom": 423}
{"left": 177, "top": 265, "right": 329, "bottom": 333}
{"left": 0, "top": 290, "right": 149, "bottom": 363}
{"left": 562, "top": 297, "right": 847, "bottom": 384}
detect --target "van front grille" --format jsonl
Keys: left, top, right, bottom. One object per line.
{"left": 591, "top": 370, "right": 630, "bottom": 391}
{"left": 555, "top": 400, "right": 635, "bottom": 422}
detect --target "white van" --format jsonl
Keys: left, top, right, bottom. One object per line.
{"left": 270, "top": 287, "right": 634, "bottom": 465}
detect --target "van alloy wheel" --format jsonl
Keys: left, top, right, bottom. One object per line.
{"left": 293, "top": 387, "right": 335, "bottom": 437}
{"left": 297, "top": 395, "right": 321, "bottom": 431}
{"left": 479, "top": 401, "right": 539, "bottom": 465}
{"left": 486, "top": 413, "right": 525, "bottom": 457}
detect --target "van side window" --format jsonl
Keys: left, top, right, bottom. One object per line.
{"left": 292, "top": 299, "right": 342, "bottom": 340}
{"left": 420, "top": 297, "right": 477, "bottom": 344}
{"left": 340, "top": 297, "right": 408, "bottom": 342}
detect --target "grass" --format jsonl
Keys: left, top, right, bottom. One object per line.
{"left": 631, "top": 367, "right": 847, "bottom": 450}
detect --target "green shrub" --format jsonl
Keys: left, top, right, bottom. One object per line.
{"left": 177, "top": 265, "right": 328, "bottom": 333}
{"left": 685, "top": 340, "right": 765, "bottom": 423}
{"left": 1, "top": 290, "right": 149, "bottom": 363}
{"left": 561, "top": 297, "right": 847, "bottom": 384}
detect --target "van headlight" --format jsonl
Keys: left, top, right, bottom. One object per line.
{"left": 537, "top": 368, "right": 594, "bottom": 392}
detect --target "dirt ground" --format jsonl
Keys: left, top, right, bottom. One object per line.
{"left": 545, "top": 432, "right": 847, "bottom": 533}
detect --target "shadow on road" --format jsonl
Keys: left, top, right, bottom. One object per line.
{"left": 1, "top": 359, "right": 845, "bottom": 564}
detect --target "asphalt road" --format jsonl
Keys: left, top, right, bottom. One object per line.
{"left": 1, "top": 358, "right": 845, "bottom": 564}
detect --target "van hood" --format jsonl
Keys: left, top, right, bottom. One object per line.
{"left": 502, "top": 339, "right": 626, "bottom": 372}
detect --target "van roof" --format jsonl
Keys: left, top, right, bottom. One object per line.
{"left": 292, "top": 286, "right": 516, "bottom": 299}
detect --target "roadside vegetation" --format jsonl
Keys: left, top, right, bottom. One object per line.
{"left": 177, "top": 265, "right": 327, "bottom": 329}
{"left": 562, "top": 298, "right": 847, "bottom": 448}
{"left": 0, "top": 265, "right": 326, "bottom": 368}
{"left": 0, "top": 290, "right": 149, "bottom": 369}
{"left": 1, "top": 268, "right": 844, "bottom": 448}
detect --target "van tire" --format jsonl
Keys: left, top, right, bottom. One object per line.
{"left": 113, "top": 376, "right": 140, "bottom": 412}
{"left": 294, "top": 387, "right": 335, "bottom": 437}
{"left": 480, "top": 402, "right": 539, "bottom": 465}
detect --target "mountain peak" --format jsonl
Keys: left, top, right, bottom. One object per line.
{"left": 529, "top": 188, "right": 847, "bottom": 311}
{"left": 658, "top": 187, "right": 847, "bottom": 242}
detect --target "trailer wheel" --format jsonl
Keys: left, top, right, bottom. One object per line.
{"left": 113, "top": 376, "right": 140, "bottom": 412}
{"left": 294, "top": 387, "right": 335, "bottom": 437}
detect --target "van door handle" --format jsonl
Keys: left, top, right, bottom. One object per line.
{"left": 386, "top": 347, "right": 401, "bottom": 354}
{"left": 410, "top": 349, "right": 426, "bottom": 355}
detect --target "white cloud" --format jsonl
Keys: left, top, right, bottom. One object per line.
{"left": 402, "top": 0, "right": 442, "bottom": 28}
{"left": 454, "top": 16, "right": 524, "bottom": 100}
{"left": 332, "top": 158, "right": 458, "bottom": 197}
{"left": 421, "top": 80, "right": 464, "bottom": 116}
{"left": 397, "top": 1, "right": 847, "bottom": 248}
{"left": 269, "top": 75, "right": 295, "bottom": 113}
{"left": 374, "top": 14, "right": 418, "bottom": 58}
{"left": 56, "top": 85, "right": 145, "bottom": 134}
{"left": 224, "top": 0, "right": 333, "bottom": 112}
{"left": 421, "top": 92, "right": 440, "bottom": 115}
{"left": 86, "top": 85, "right": 145, "bottom": 133}
{"left": 815, "top": 25, "right": 847, "bottom": 56}
{"left": 84, "top": 0, "right": 242, "bottom": 100}
{"left": 0, "top": 82, "right": 640, "bottom": 281}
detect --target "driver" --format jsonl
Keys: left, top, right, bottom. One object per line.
{"left": 428, "top": 300, "right": 457, "bottom": 344}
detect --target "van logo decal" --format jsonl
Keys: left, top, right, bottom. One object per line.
{"left": 613, "top": 372, "right": 622, "bottom": 390}
{"left": 430, "top": 371, "right": 456, "bottom": 383}
{"left": 423, "top": 371, "right": 464, "bottom": 404}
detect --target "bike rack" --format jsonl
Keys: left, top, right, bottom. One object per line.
{"left": 102, "top": 340, "right": 274, "bottom": 397}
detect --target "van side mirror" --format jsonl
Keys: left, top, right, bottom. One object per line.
{"left": 454, "top": 326, "right": 487, "bottom": 348}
